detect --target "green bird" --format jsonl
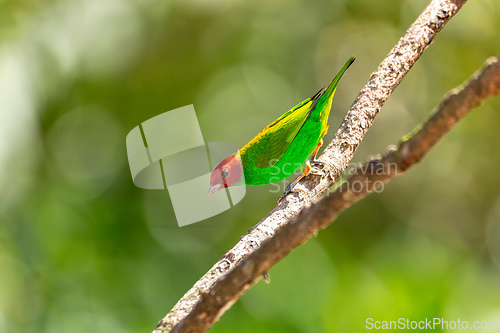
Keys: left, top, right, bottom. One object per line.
{"left": 209, "top": 56, "right": 355, "bottom": 199}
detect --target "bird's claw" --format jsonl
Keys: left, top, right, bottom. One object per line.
{"left": 277, "top": 161, "right": 337, "bottom": 203}
{"left": 277, "top": 183, "right": 305, "bottom": 203}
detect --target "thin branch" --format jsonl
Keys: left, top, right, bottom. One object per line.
{"left": 154, "top": 1, "right": 470, "bottom": 332}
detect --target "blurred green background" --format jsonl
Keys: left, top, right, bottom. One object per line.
{"left": 1, "top": 0, "right": 500, "bottom": 332}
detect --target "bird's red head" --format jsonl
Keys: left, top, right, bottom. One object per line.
{"left": 208, "top": 152, "right": 244, "bottom": 196}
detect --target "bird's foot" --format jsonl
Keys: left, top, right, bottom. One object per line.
{"left": 277, "top": 179, "right": 305, "bottom": 203}
{"left": 277, "top": 161, "right": 337, "bottom": 203}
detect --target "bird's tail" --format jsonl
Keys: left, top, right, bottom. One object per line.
{"left": 323, "top": 56, "right": 356, "bottom": 98}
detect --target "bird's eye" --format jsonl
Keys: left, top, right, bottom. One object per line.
{"left": 221, "top": 169, "right": 229, "bottom": 178}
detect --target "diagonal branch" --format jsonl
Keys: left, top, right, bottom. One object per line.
{"left": 291, "top": 55, "right": 500, "bottom": 236}
{"left": 154, "top": 1, "right": 470, "bottom": 332}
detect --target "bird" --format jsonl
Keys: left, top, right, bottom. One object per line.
{"left": 208, "top": 56, "right": 355, "bottom": 200}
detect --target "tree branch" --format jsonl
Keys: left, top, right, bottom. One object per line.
{"left": 294, "top": 55, "right": 500, "bottom": 234}
{"left": 154, "top": 1, "right": 471, "bottom": 332}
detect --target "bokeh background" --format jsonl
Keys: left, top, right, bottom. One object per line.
{"left": 1, "top": 0, "right": 500, "bottom": 332}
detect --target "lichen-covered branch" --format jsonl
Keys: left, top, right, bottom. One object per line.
{"left": 154, "top": 1, "right": 470, "bottom": 332}
{"left": 293, "top": 56, "right": 500, "bottom": 235}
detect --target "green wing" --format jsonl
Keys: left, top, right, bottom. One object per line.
{"left": 249, "top": 97, "right": 315, "bottom": 168}
{"left": 242, "top": 56, "right": 356, "bottom": 170}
